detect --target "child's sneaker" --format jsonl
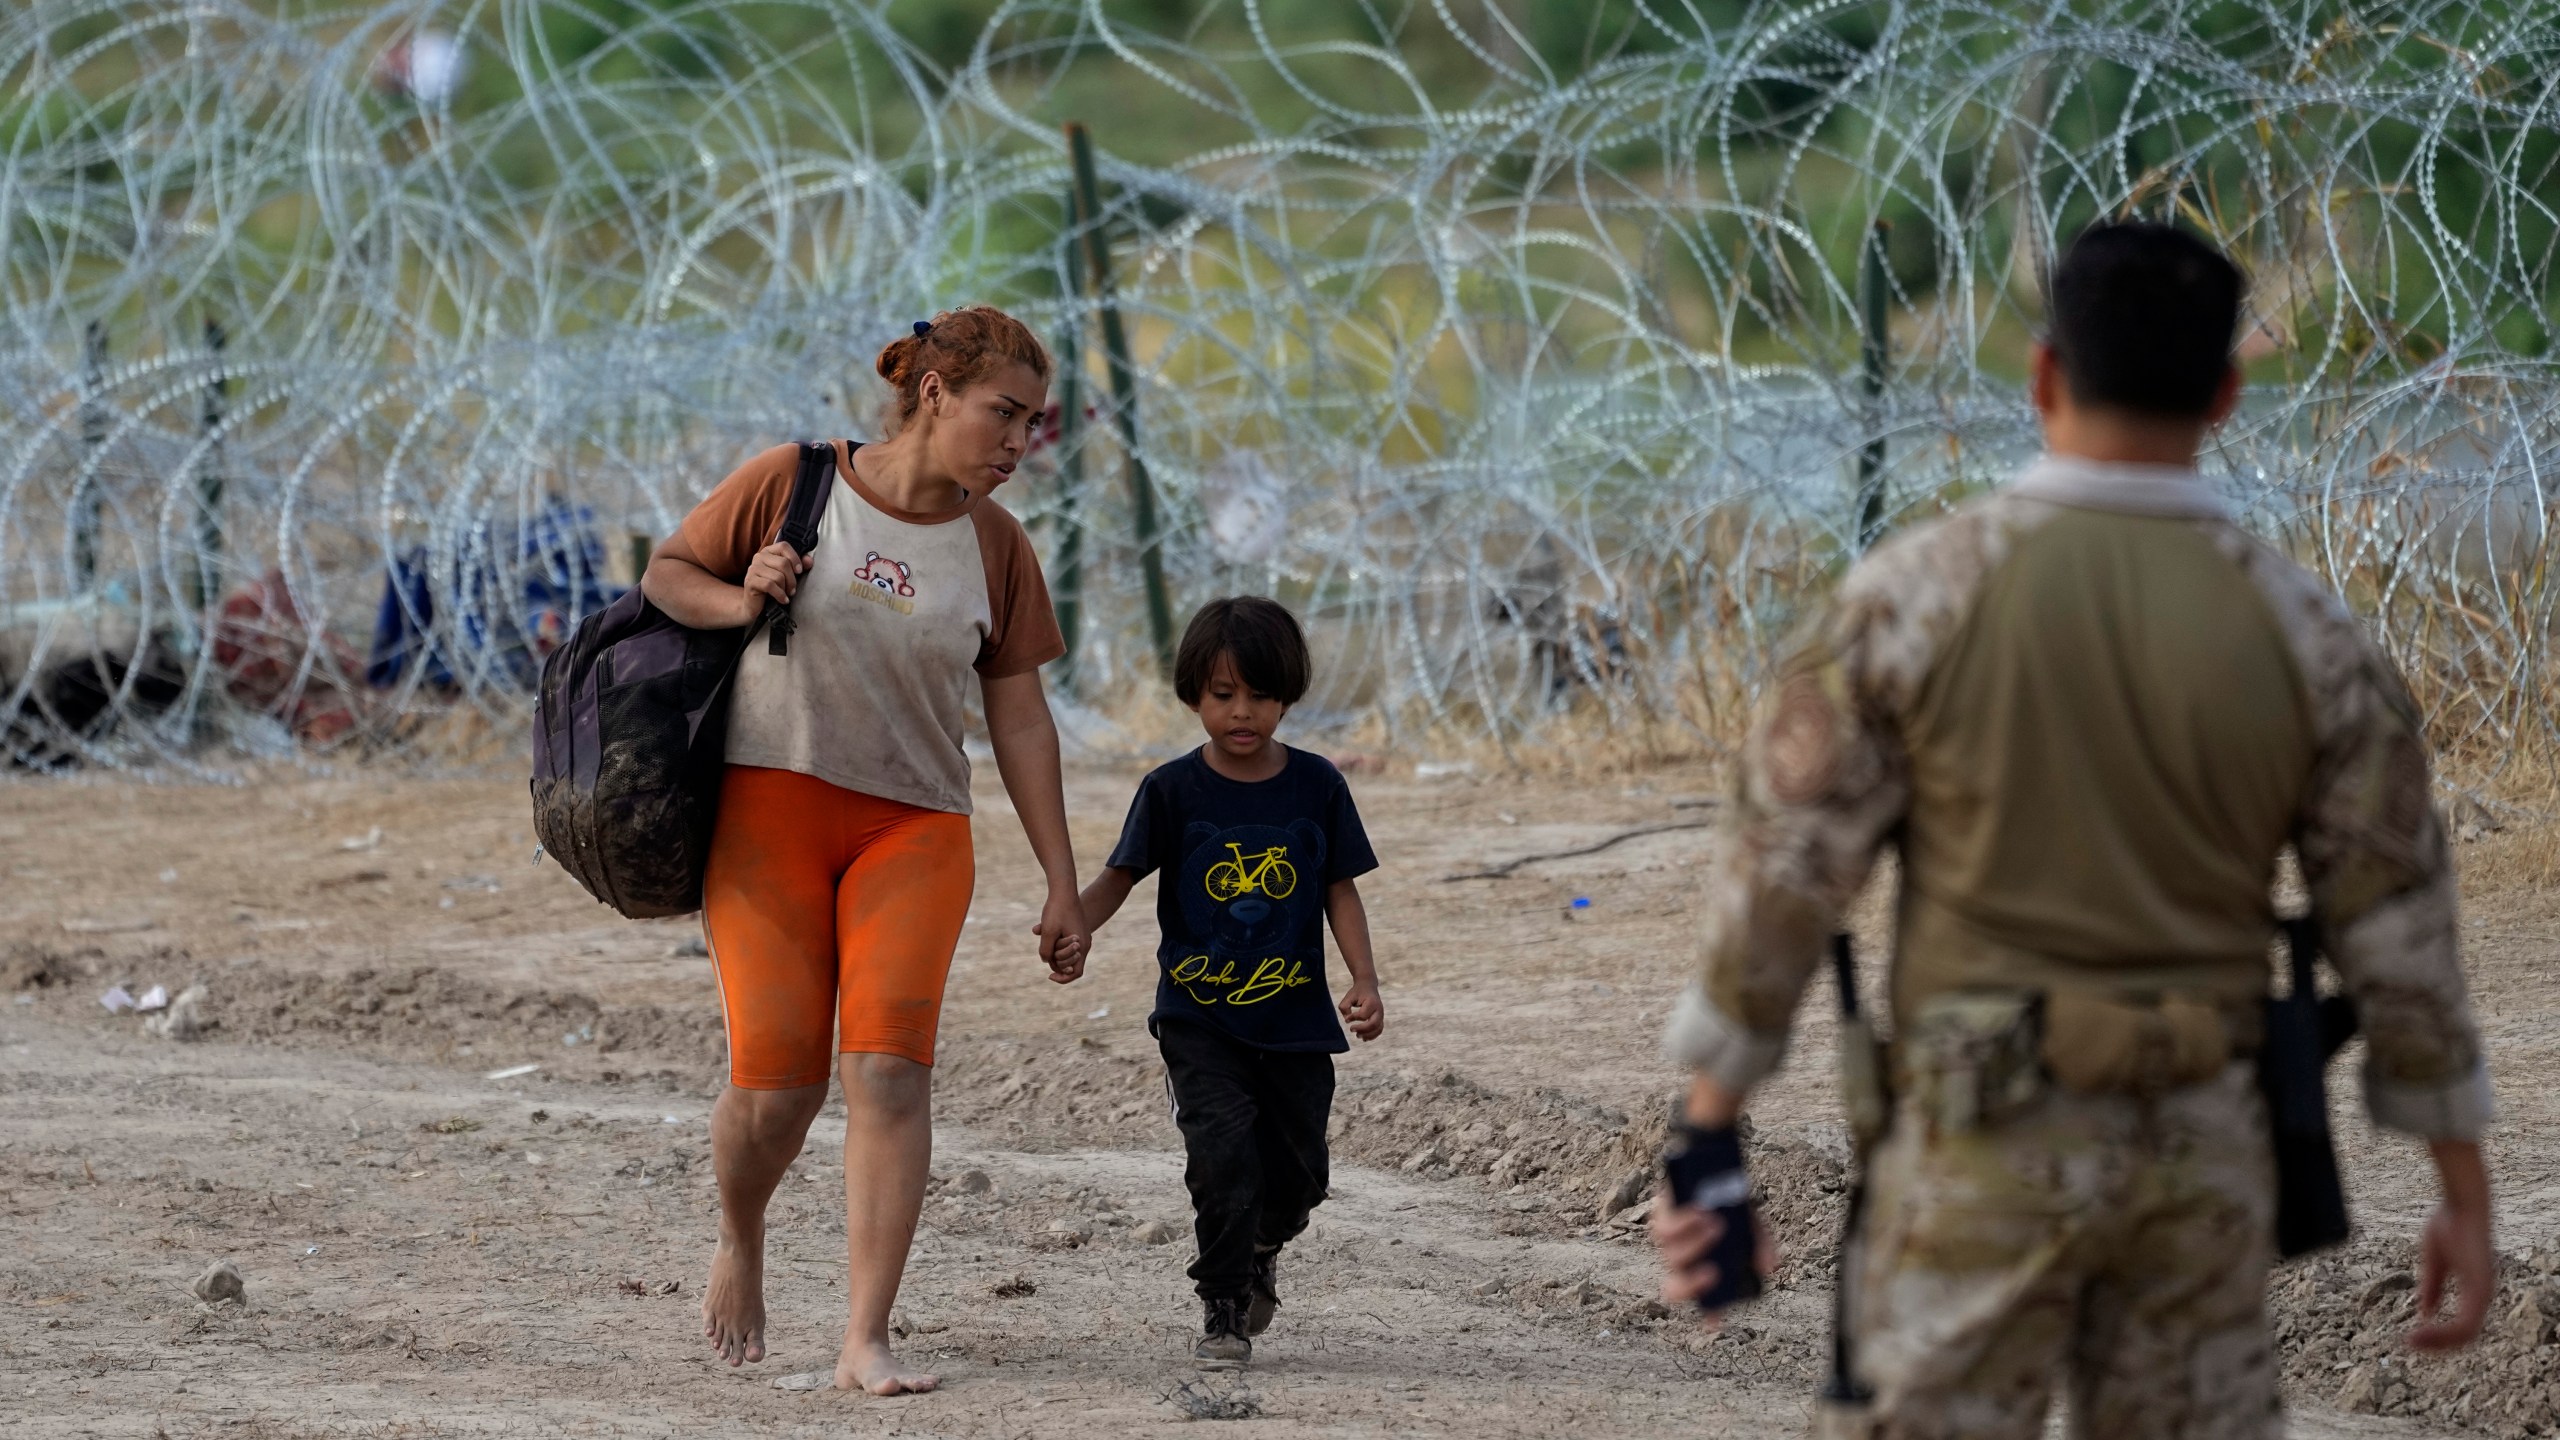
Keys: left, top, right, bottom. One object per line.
{"left": 1193, "top": 1297, "right": 1252, "bottom": 1370}
{"left": 1245, "top": 1246, "right": 1281, "bottom": 1336}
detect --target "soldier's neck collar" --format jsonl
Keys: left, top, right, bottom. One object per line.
{"left": 2010, "top": 455, "right": 2227, "bottom": 519}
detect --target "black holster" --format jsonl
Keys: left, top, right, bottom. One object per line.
{"left": 1822, "top": 933, "right": 1883, "bottom": 1415}
{"left": 2258, "top": 918, "right": 2360, "bottom": 1258}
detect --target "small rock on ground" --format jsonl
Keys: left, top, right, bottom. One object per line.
{"left": 191, "top": 1259, "right": 246, "bottom": 1306}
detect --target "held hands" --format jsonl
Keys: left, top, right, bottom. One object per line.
{"left": 1337, "top": 981, "right": 1385, "bottom": 1041}
{"left": 1031, "top": 885, "right": 1090, "bottom": 985}
{"left": 740, "top": 541, "right": 810, "bottom": 621}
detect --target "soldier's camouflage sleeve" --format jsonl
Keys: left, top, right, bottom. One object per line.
{"left": 2228, "top": 536, "right": 2494, "bottom": 1141}
{"left": 1663, "top": 503, "right": 2040, "bottom": 1091}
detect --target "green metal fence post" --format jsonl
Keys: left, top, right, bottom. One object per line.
{"left": 75, "top": 320, "right": 106, "bottom": 584}
{"left": 1065, "top": 121, "right": 1175, "bottom": 673}
{"left": 1855, "top": 219, "right": 1892, "bottom": 550}
{"left": 1050, "top": 182, "right": 1090, "bottom": 689}
{"left": 191, "top": 318, "right": 230, "bottom": 612}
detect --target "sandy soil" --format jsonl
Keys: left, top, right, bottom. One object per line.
{"left": 0, "top": 757, "right": 2549, "bottom": 1437}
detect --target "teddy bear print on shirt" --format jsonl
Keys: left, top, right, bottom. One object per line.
{"left": 849, "top": 551, "right": 917, "bottom": 615}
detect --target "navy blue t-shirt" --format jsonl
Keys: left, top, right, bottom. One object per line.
{"left": 1104, "top": 746, "right": 1379, "bottom": 1053}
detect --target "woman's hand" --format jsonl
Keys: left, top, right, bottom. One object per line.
{"left": 1033, "top": 884, "right": 1090, "bottom": 984}
{"left": 982, "top": 667, "right": 1087, "bottom": 984}
{"left": 741, "top": 541, "right": 809, "bottom": 615}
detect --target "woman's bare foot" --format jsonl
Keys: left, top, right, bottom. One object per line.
{"left": 834, "top": 1336, "right": 938, "bottom": 1395}
{"left": 702, "top": 1235, "right": 767, "bottom": 1366}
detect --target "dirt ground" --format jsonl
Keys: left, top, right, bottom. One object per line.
{"left": 1, "top": 755, "right": 2552, "bottom": 1438}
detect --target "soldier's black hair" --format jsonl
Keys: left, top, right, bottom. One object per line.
{"left": 2048, "top": 222, "right": 2245, "bottom": 418}
{"left": 1174, "top": 596, "right": 1310, "bottom": 707}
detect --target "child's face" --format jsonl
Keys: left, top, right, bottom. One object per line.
{"left": 1194, "top": 652, "right": 1287, "bottom": 762}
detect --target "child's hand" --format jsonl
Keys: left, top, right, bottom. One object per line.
{"left": 1033, "top": 886, "right": 1090, "bottom": 985}
{"left": 1338, "top": 981, "right": 1385, "bottom": 1041}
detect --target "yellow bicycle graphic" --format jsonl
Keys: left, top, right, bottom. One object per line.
{"left": 1205, "top": 842, "right": 1297, "bottom": 901}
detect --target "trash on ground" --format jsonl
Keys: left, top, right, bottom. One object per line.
{"left": 669, "top": 935, "right": 708, "bottom": 958}
{"left": 772, "top": 1371, "right": 829, "bottom": 1392}
{"left": 64, "top": 916, "right": 157, "bottom": 935}
{"left": 483, "top": 1063, "right": 541, "bottom": 1081}
{"left": 99, "top": 986, "right": 136, "bottom": 1014}
{"left": 134, "top": 984, "right": 168, "bottom": 1012}
{"left": 1087, "top": 1005, "right": 1110, "bottom": 1020}
{"left": 442, "top": 874, "right": 501, "bottom": 893}
{"left": 339, "top": 827, "right": 384, "bottom": 852}
{"left": 1414, "top": 760, "right": 1477, "bottom": 780}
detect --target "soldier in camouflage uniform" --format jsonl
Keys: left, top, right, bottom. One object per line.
{"left": 1650, "top": 223, "right": 2498, "bottom": 1439}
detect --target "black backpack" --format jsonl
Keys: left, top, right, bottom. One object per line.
{"left": 531, "top": 442, "right": 837, "bottom": 917}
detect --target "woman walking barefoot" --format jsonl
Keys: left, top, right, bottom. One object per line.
{"left": 640, "top": 307, "right": 1091, "bottom": 1395}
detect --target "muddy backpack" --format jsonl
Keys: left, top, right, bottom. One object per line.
{"left": 530, "top": 442, "right": 837, "bottom": 917}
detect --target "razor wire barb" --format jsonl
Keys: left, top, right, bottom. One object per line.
{"left": 1, "top": 0, "right": 2555, "bottom": 773}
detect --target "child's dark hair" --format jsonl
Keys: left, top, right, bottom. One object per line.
{"left": 2047, "top": 222, "right": 2244, "bottom": 418}
{"left": 1174, "top": 597, "right": 1310, "bottom": 707}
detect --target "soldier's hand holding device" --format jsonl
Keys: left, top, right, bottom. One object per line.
{"left": 1653, "top": 1079, "right": 1776, "bottom": 1318}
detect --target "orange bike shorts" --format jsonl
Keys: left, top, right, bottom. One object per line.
{"left": 701, "top": 765, "right": 974, "bottom": 1086}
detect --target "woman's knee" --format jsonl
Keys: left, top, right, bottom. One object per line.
{"left": 840, "top": 1051, "right": 933, "bottom": 1120}
{"left": 721, "top": 1081, "right": 828, "bottom": 1147}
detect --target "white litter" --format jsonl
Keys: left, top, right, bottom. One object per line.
{"left": 661, "top": 1115, "right": 681, "bottom": 1125}
{"left": 1087, "top": 1005, "right": 1110, "bottom": 1020}
{"left": 158, "top": 868, "right": 179, "bottom": 884}
{"left": 64, "top": 916, "right": 157, "bottom": 935}
{"left": 1415, "top": 760, "right": 1477, "bottom": 780}
{"left": 339, "top": 827, "right": 383, "bottom": 852}
{"left": 100, "top": 985, "right": 136, "bottom": 1013}
{"left": 135, "top": 984, "right": 169, "bottom": 1013}
{"left": 483, "top": 1063, "right": 541, "bottom": 1081}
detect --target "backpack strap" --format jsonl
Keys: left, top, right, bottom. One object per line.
{"left": 765, "top": 441, "right": 839, "bottom": 656}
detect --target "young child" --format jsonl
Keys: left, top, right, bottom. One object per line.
{"left": 1072, "top": 596, "right": 1385, "bottom": 1370}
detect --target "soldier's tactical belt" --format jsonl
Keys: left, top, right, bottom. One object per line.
{"left": 1893, "top": 986, "right": 2264, "bottom": 1131}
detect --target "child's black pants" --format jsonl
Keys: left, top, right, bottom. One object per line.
{"left": 1157, "top": 1017, "right": 1334, "bottom": 1302}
